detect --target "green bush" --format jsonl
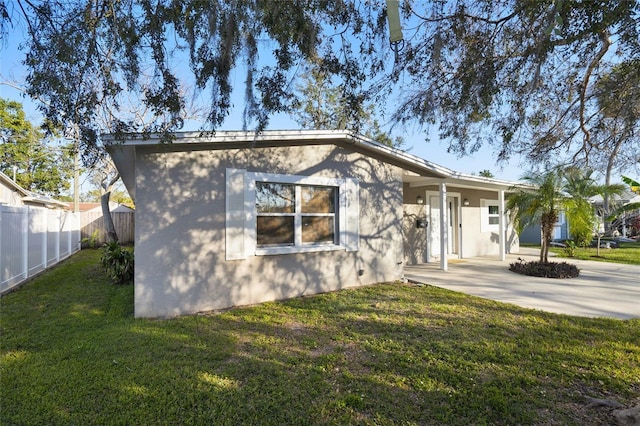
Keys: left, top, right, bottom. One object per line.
{"left": 100, "top": 241, "right": 134, "bottom": 284}
{"left": 80, "top": 229, "right": 101, "bottom": 248}
{"left": 563, "top": 240, "right": 577, "bottom": 257}
{"left": 571, "top": 229, "right": 592, "bottom": 248}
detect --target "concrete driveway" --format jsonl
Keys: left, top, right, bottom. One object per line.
{"left": 404, "top": 248, "right": 640, "bottom": 319}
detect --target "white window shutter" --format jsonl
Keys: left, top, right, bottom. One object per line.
{"left": 344, "top": 178, "right": 360, "bottom": 252}
{"left": 226, "top": 168, "right": 247, "bottom": 260}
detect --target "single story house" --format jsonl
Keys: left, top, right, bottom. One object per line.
{"left": 519, "top": 210, "right": 569, "bottom": 245}
{"left": 590, "top": 190, "right": 640, "bottom": 237}
{"left": 0, "top": 171, "right": 68, "bottom": 209}
{"left": 106, "top": 130, "right": 523, "bottom": 318}
{"left": 520, "top": 189, "right": 640, "bottom": 244}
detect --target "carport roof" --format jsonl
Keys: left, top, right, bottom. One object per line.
{"left": 104, "top": 129, "right": 530, "bottom": 201}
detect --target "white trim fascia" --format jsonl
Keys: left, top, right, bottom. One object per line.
{"left": 104, "top": 129, "right": 534, "bottom": 203}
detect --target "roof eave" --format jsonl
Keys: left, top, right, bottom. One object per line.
{"left": 104, "top": 130, "right": 530, "bottom": 198}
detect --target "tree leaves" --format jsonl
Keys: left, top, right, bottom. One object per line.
{"left": 2, "top": 0, "right": 638, "bottom": 170}
{"left": 0, "top": 98, "right": 74, "bottom": 196}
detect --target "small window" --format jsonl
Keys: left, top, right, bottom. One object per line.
{"left": 488, "top": 205, "right": 500, "bottom": 225}
{"left": 480, "top": 199, "right": 500, "bottom": 232}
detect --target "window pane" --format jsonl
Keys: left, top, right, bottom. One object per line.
{"left": 301, "top": 186, "right": 335, "bottom": 213}
{"left": 257, "top": 216, "right": 294, "bottom": 246}
{"left": 256, "top": 183, "right": 294, "bottom": 213}
{"left": 488, "top": 205, "right": 499, "bottom": 215}
{"left": 489, "top": 217, "right": 499, "bottom": 225}
{"left": 302, "top": 216, "right": 335, "bottom": 244}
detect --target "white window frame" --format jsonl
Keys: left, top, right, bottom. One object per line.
{"left": 481, "top": 199, "right": 500, "bottom": 233}
{"left": 226, "top": 169, "right": 359, "bottom": 259}
{"left": 254, "top": 179, "right": 338, "bottom": 253}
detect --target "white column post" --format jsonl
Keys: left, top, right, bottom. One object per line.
{"left": 439, "top": 181, "right": 448, "bottom": 271}
{"left": 424, "top": 196, "right": 430, "bottom": 263}
{"left": 499, "top": 189, "right": 506, "bottom": 261}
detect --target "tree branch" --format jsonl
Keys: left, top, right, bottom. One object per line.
{"left": 579, "top": 30, "right": 611, "bottom": 156}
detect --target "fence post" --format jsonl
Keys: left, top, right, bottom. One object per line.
{"left": 55, "top": 210, "right": 60, "bottom": 263}
{"left": 22, "top": 207, "right": 29, "bottom": 280}
{"left": 69, "top": 212, "right": 73, "bottom": 254}
{"left": 0, "top": 206, "right": 3, "bottom": 282}
{"left": 42, "top": 207, "right": 48, "bottom": 268}
{"left": 0, "top": 207, "right": 2, "bottom": 281}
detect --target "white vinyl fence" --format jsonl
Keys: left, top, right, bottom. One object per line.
{"left": 1, "top": 205, "right": 81, "bottom": 294}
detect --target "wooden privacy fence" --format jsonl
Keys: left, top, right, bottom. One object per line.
{"left": 80, "top": 211, "right": 135, "bottom": 245}
{"left": 1, "top": 205, "right": 81, "bottom": 294}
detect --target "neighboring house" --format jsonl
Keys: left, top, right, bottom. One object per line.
{"left": 0, "top": 171, "right": 68, "bottom": 209}
{"left": 590, "top": 190, "right": 640, "bottom": 237}
{"left": 519, "top": 211, "right": 569, "bottom": 245}
{"left": 106, "top": 130, "right": 524, "bottom": 318}
{"left": 1, "top": 171, "right": 80, "bottom": 293}
{"left": 519, "top": 189, "right": 640, "bottom": 244}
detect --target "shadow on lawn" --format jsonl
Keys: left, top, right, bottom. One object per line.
{"left": 2, "top": 254, "right": 639, "bottom": 425}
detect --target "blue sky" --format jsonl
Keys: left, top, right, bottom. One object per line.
{"left": 1, "top": 26, "right": 529, "bottom": 183}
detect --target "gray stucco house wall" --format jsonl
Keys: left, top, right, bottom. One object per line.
{"left": 107, "top": 130, "right": 523, "bottom": 318}
{"left": 118, "top": 139, "right": 403, "bottom": 317}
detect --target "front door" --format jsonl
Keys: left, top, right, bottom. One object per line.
{"left": 428, "top": 195, "right": 458, "bottom": 259}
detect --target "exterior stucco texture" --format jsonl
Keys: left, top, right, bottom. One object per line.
{"left": 134, "top": 144, "right": 404, "bottom": 317}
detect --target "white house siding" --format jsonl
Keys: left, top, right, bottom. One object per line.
{"left": 403, "top": 185, "right": 519, "bottom": 263}
{"left": 133, "top": 144, "right": 404, "bottom": 318}
{"left": 0, "top": 179, "right": 24, "bottom": 206}
{"left": 460, "top": 190, "right": 519, "bottom": 257}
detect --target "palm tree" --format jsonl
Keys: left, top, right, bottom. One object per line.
{"left": 508, "top": 167, "right": 626, "bottom": 262}
{"left": 622, "top": 176, "right": 640, "bottom": 195}
{"left": 507, "top": 168, "right": 568, "bottom": 263}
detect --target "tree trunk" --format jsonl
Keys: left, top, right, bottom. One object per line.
{"left": 540, "top": 211, "right": 557, "bottom": 263}
{"left": 603, "top": 137, "right": 624, "bottom": 234}
{"left": 102, "top": 191, "right": 118, "bottom": 243}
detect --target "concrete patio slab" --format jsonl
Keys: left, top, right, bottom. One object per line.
{"left": 404, "top": 248, "right": 640, "bottom": 319}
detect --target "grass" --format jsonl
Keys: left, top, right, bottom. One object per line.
{"left": 2, "top": 250, "right": 639, "bottom": 425}
{"left": 551, "top": 241, "right": 640, "bottom": 265}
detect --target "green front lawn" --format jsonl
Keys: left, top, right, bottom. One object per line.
{"left": 2, "top": 250, "right": 639, "bottom": 425}
{"left": 551, "top": 241, "right": 640, "bottom": 265}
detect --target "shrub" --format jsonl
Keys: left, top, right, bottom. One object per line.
{"left": 80, "top": 229, "right": 101, "bottom": 249}
{"left": 571, "top": 229, "right": 592, "bottom": 248}
{"left": 509, "top": 259, "right": 579, "bottom": 279}
{"left": 100, "top": 241, "right": 134, "bottom": 284}
{"left": 563, "top": 240, "right": 577, "bottom": 257}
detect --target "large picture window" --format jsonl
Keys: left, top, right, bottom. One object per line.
{"left": 225, "top": 169, "right": 359, "bottom": 259}
{"left": 256, "top": 183, "right": 337, "bottom": 247}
